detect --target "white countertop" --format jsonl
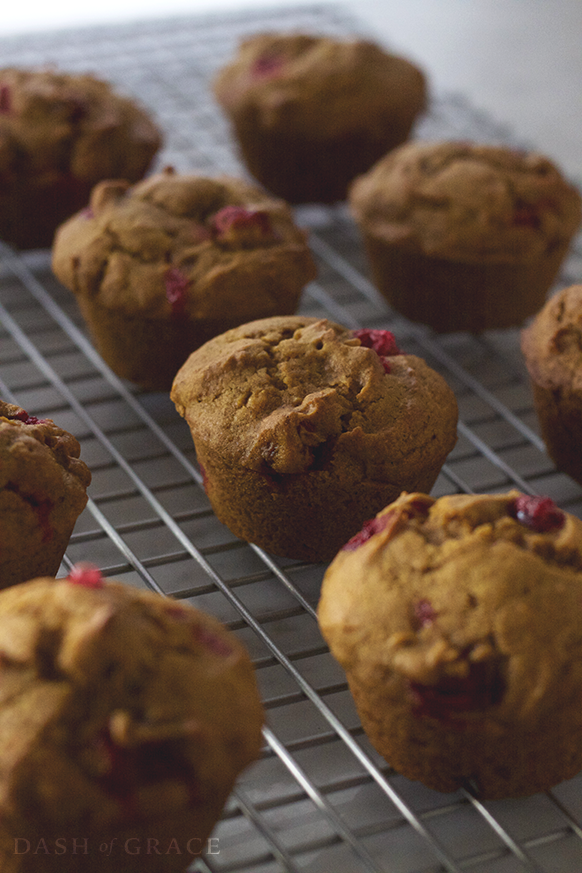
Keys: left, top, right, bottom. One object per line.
{"left": 2, "top": 0, "right": 581, "bottom": 181}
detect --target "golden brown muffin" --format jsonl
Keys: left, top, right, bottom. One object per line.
{"left": 521, "top": 283, "right": 582, "bottom": 485}
{"left": 171, "top": 316, "right": 458, "bottom": 562}
{"left": 52, "top": 167, "right": 317, "bottom": 391}
{"left": 213, "top": 32, "right": 427, "bottom": 204}
{"left": 349, "top": 140, "right": 582, "bottom": 333}
{"left": 318, "top": 490, "right": 582, "bottom": 798}
{"left": 0, "top": 400, "right": 91, "bottom": 588}
{"left": 0, "top": 568, "right": 264, "bottom": 873}
{"left": 0, "top": 67, "right": 162, "bottom": 249}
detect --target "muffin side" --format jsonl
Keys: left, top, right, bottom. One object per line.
{"left": 521, "top": 283, "right": 582, "bottom": 484}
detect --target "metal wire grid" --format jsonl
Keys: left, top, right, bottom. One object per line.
{"left": 1, "top": 4, "right": 582, "bottom": 872}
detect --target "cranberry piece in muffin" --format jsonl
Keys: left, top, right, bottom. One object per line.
{"left": 353, "top": 328, "right": 402, "bottom": 373}
{"left": 510, "top": 494, "right": 565, "bottom": 532}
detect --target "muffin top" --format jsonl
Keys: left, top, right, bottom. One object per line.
{"left": 0, "top": 67, "right": 161, "bottom": 183}
{"left": 318, "top": 490, "right": 582, "bottom": 729}
{"left": 171, "top": 315, "right": 458, "bottom": 478}
{"left": 213, "top": 32, "right": 427, "bottom": 137}
{"left": 521, "top": 283, "right": 582, "bottom": 391}
{"left": 349, "top": 140, "right": 582, "bottom": 263}
{"left": 0, "top": 569, "right": 264, "bottom": 830}
{"left": 51, "top": 168, "right": 317, "bottom": 319}
{"left": 0, "top": 399, "right": 91, "bottom": 512}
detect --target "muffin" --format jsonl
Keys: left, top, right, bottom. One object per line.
{"left": 171, "top": 316, "right": 458, "bottom": 562}
{"left": 213, "top": 32, "right": 427, "bottom": 204}
{"left": 521, "top": 283, "right": 582, "bottom": 485}
{"left": 318, "top": 489, "right": 582, "bottom": 798}
{"left": 0, "top": 400, "right": 91, "bottom": 588}
{"left": 51, "top": 167, "right": 317, "bottom": 391}
{"left": 0, "top": 567, "right": 264, "bottom": 872}
{"left": 349, "top": 140, "right": 582, "bottom": 333}
{"left": 0, "top": 67, "right": 162, "bottom": 250}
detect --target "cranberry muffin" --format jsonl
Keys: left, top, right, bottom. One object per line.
{"left": 521, "top": 283, "right": 582, "bottom": 485}
{"left": 0, "top": 567, "right": 264, "bottom": 873}
{"left": 52, "top": 168, "right": 317, "bottom": 391}
{"left": 318, "top": 490, "right": 582, "bottom": 798}
{"left": 0, "top": 400, "right": 91, "bottom": 588}
{"left": 213, "top": 32, "right": 427, "bottom": 204}
{"left": 349, "top": 140, "right": 582, "bottom": 332}
{"left": 0, "top": 67, "right": 162, "bottom": 249}
{"left": 171, "top": 316, "right": 458, "bottom": 562}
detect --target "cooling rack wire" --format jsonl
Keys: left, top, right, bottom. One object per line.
{"left": 1, "top": 4, "right": 582, "bottom": 872}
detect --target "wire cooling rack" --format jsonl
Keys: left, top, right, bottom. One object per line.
{"left": 2, "top": 4, "right": 582, "bottom": 872}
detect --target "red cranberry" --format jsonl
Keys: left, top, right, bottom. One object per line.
{"left": 353, "top": 329, "right": 402, "bottom": 374}
{"left": 512, "top": 198, "right": 554, "bottom": 229}
{"left": 164, "top": 605, "right": 233, "bottom": 658}
{"left": 408, "top": 658, "right": 505, "bottom": 725}
{"left": 413, "top": 598, "right": 437, "bottom": 629}
{"left": 342, "top": 513, "right": 393, "bottom": 551}
{"left": 513, "top": 202, "right": 541, "bottom": 229}
{"left": 211, "top": 205, "right": 275, "bottom": 246}
{"left": 68, "top": 563, "right": 104, "bottom": 589}
{"left": 343, "top": 497, "right": 431, "bottom": 552}
{"left": 191, "top": 623, "right": 233, "bottom": 657}
{"left": 510, "top": 495, "right": 565, "bottom": 532}
{"left": 4, "top": 408, "right": 40, "bottom": 425}
{"left": 251, "top": 54, "right": 284, "bottom": 79}
{"left": 164, "top": 266, "right": 189, "bottom": 316}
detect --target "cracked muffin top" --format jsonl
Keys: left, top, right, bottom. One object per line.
{"left": 0, "top": 67, "right": 161, "bottom": 184}
{"left": 51, "top": 167, "right": 317, "bottom": 320}
{"left": 318, "top": 490, "right": 582, "bottom": 728}
{"left": 213, "top": 32, "right": 427, "bottom": 138}
{"left": 521, "top": 283, "right": 582, "bottom": 391}
{"left": 349, "top": 140, "right": 582, "bottom": 263}
{"left": 171, "top": 315, "right": 458, "bottom": 477}
{"left": 0, "top": 568, "right": 263, "bottom": 836}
